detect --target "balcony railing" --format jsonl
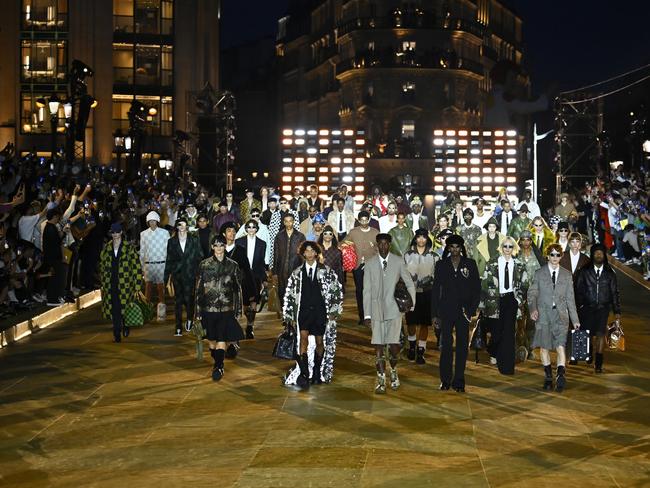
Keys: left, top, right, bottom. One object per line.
{"left": 22, "top": 10, "right": 67, "bottom": 31}
{"left": 337, "top": 50, "right": 484, "bottom": 77}
{"left": 337, "top": 15, "right": 484, "bottom": 38}
{"left": 21, "top": 65, "right": 67, "bottom": 83}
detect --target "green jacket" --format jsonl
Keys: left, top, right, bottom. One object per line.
{"left": 99, "top": 240, "right": 143, "bottom": 321}
{"left": 507, "top": 216, "right": 531, "bottom": 240}
{"left": 164, "top": 235, "right": 203, "bottom": 300}
{"left": 389, "top": 225, "right": 414, "bottom": 256}
{"left": 479, "top": 257, "right": 528, "bottom": 319}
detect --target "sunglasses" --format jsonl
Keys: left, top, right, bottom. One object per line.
{"left": 559, "top": 229, "right": 569, "bottom": 232}
{"left": 251, "top": 213, "right": 260, "bottom": 217}
{"left": 549, "top": 252, "right": 562, "bottom": 257}
{"left": 502, "top": 245, "right": 514, "bottom": 249}
{"left": 322, "top": 231, "right": 334, "bottom": 236}
{"left": 246, "top": 225, "right": 257, "bottom": 230}
{"left": 534, "top": 224, "right": 543, "bottom": 227}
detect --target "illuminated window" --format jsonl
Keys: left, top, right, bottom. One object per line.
{"left": 401, "top": 120, "right": 415, "bottom": 138}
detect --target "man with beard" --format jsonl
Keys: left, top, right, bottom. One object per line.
{"left": 164, "top": 218, "right": 202, "bottom": 336}
{"left": 406, "top": 197, "right": 429, "bottom": 233}
{"left": 344, "top": 210, "right": 379, "bottom": 324}
{"left": 272, "top": 213, "right": 305, "bottom": 305}
{"left": 269, "top": 197, "right": 300, "bottom": 269}
{"left": 516, "top": 189, "right": 541, "bottom": 219}
{"left": 574, "top": 244, "right": 621, "bottom": 373}
{"left": 235, "top": 219, "right": 267, "bottom": 339}
{"left": 378, "top": 201, "right": 399, "bottom": 233}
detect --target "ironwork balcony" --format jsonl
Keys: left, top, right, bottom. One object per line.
{"left": 336, "top": 50, "right": 484, "bottom": 77}
{"left": 337, "top": 15, "right": 484, "bottom": 38}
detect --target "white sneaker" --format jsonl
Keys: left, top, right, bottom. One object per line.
{"left": 32, "top": 293, "right": 45, "bottom": 303}
{"left": 390, "top": 369, "right": 401, "bottom": 390}
{"left": 490, "top": 356, "right": 497, "bottom": 365}
{"left": 71, "top": 286, "right": 81, "bottom": 296}
{"left": 375, "top": 373, "right": 386, "bottom": 394}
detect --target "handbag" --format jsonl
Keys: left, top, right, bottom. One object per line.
{"left": 166, "top": 277, "right": 175, "bottom": 298}
{"left": 607, "top": 321, "right": 625, "bottom": 351}
{"left": 272, "top": 323, "right": 297, "bottom": 360}
{"left": 340, "top": 242, "right": 357, "bottom": 272}
{"left": 123, "top": 301, "right": 144, "bottom": 328}
{"left": 268, "top": 282, "right": 280, "bottom": 313}
{"left": 135, "top": 292, "right": 155, "bottom": 323}
{"left": 394, "top": 278, "right": 413, "bottom": 313}
{"left": 62, "top": 247, "right": 73, "bottom": 265}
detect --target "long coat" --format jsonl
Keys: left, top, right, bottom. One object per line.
{"left": 164, "top": 235, "right": 202, "bottom": 301}
{"left": 363, "top": 253, "right": 416, "bottom": 324}
{"left": 480, "top": 257, "right": 528, "bottom": 319}
{"left": 99, "top": 241, "right": 143, "bottom": 321}
{"left": 283, "top": 263, "right": 344, "bottom": 385}
{"left": 527, "top": 266, "right": 579, "bottom": 330}
{"left": 239, "top": 198, "right": 261, "bottom": 223}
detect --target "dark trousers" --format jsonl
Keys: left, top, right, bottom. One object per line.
{"left": 580, "top": 305, "right": 610, "bottom": 337}
{"left": 439, "top": 313, "right": 470, "bottom": 387}
{"left": 111, "top": 287, "right": 122, "bottom": 339}
{"left": 175, "top": 293, "right": 195, "bottom": 328}
{"left": 46, "top": 261, "right": 67, "bottom": 302}
{"left": 352, "top": 265, "right": 365, "bottom": 321}
{"left": 490, "top": 293, "right": 517, "bottom": 375}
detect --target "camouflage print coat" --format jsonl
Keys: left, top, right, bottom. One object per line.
{"left": 99, "top": 240, "right": 143, "bottom": 321}
{"left": 479, "top": 257, "right": 528, "bottom": 319}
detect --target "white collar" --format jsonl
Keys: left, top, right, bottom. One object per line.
{"left": 594, "top": 264, "right": 604, "bottom": 272}
{"left": 548, "top": 263, "right": 559, "bottom": 273}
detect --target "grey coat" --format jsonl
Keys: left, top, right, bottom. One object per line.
{"left": 528, "top": 265, "right": 579, "bottom": 329}
{"left": 363, "top": 253, "right": 416, "bottom": 323}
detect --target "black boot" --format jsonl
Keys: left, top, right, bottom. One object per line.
{"left": 543, "top": 365, "right": 553, "bottom": 391}
{"left": 416, "top": 346, "right": 426, "bottom": 365}
{"left": 225, "top": 342, "right": 239, "bottom": 359}
{"left": 245, "top": 325, "right": 255, "bottom": 340}
{"left": 212, "top": 349, "right": 225, "bottom": 381}
{"left": 407, "top": 340, "right": 416, "bottom": 361}
{"left": 311, "top": 353, "right": 323, "bottom": 385}
{"left": 555, "top": 365, "right": 566, "bottom": 392}
{"left": 296, "top": 353, "right": 310, "bottom": 390}
{"left": 595, "top": 353, "right": 604, "bottom": 373}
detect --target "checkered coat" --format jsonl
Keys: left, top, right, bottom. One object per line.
{"left": 99, "top": 241, "right": 143, "bottom": 321}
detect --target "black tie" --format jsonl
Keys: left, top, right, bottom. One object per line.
{"left": 506, "top": 214, "right": 509, "bottom": 227}
{"left": 383, "top": 259, "right": 387, "bottom": 271}
{"left": 504, "top": 261, "right": 510, "bottom": 290}
{"left": 552, "top": 270, "right": 556, "bottom": 287}
{"left": 309, "top": 267, "right": 313, "bottom": 281}
{"left": 339, "top": 213, "right": 343, "bottom": 232}
{"left": 596, "top": 269, "right": 601, "bottom": 280}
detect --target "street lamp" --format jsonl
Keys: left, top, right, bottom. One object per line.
{"left": 40, "top": 95, "right": 61, "bottom": 160}
{"left": 114, "top": 130, "right": 126, "bottom": 171}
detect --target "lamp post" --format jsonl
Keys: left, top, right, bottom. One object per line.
{"left": 47, "top": 95, "right": 61, "bottom": 160}
{"left": 533, "top": 123, "right": 552, "bottom": 203}
{"left": 114, "top": 130, "right": 125, "bottom": 172}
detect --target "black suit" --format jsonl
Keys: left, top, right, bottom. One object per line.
{"left": 225, "top": 244, "right": 255, "bottom": 305}
{"left": 431, "top": 256, "right": 481, "bottom": 388}
{"left": 236, "top": 236, "right": 267, "bottom": 302}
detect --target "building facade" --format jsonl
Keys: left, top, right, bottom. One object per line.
{"left": 0, "top": 0, "right": 220, "bottom": 166}
{"left": 276, "top": 0, "right": 528, "bottom": 192}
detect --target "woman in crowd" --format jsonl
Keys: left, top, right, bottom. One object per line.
{"left": 555, "top": 221, "right": 571, "bottom": 252}
{"left": 404, "top": 229, "right": 439, "bottom": 362}
{"left": 318, "top": 225, "right": 344, "bottom": 285}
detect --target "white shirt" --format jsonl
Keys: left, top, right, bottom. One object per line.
{"left": 472, "top": 211, "right": 492, "bottom": 233}
{"left": 179, "top": 236, "right": 187, "bottom": 253}
{"left": 498, "top": 256, "right": 515, "bottom": 294}
{"left": 593, "top": 264, "right": 604, "bottom": 277}
{"left": 247, "top": 236, "right": 256, "bottom": 268}
{"left": 569, "top": 250, "right": 581, "bottom": 273}
{"left": 305, "top": 261, "right": 317, "bottom": 279}
{"left": 410, "top": 213, "right": 423, "bottom": 232}
{"left": 113, "top": 241, "right": 121, "bottom": 257}
{"left": 378, "top": 214, "right": 398, "bottom": 233}
{"left": 500, "top": 211, "right": 513, "bottom": 235}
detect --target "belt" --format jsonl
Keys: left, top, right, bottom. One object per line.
{"left": 499, "top": 292, "right": 515, "bottom": 298}
{"left": 145, "top": 261, "right": 165, "bottom": 264}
